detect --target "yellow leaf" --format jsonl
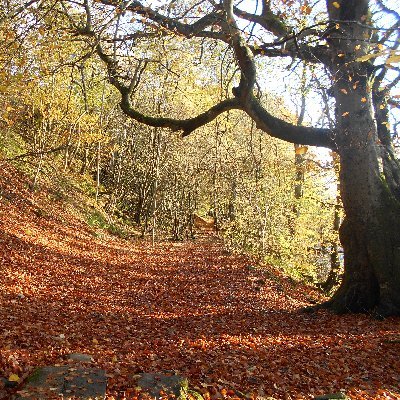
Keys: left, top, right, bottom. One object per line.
{"left": 355, "top": 45, "right": 361, "bottom": 50}
{"left": 295, "top": 146, "right": 308, "bottom": 155}
{"left": 93, "top": 338, "right": 99, "bottom": 345}
{"left": 342, "top": 112, "right": 349, "bottom": 117}
{"left": 9, "top": 374, "right": 20, "bottom": 382}
{"left": 355, "top": 53, "right": 378, "bottom": 62}
{"left": 386, "top": 54, "right": 400, "bottom": 65}
{"left": 379, "top": 104, "right": 385, "bottom": 109}
{"left": 112, "top": 355, "right": 117, "bottom": 363}
{"left": 301, "top": 5, "right": 312, "bottom": 14}
{"left": 361, "top": 97, "right": 367, "bottom": 103}
{"left": 332, "top": 1, "right": 340, "bottom": 8}
{"left": 340, "top": 88, "right": 348, "bottom": 94}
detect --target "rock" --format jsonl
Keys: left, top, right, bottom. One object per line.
{"left": 68, "top": 353, "right": 94, "bottom": 363}
{"left": 2, "top": 377, "right": 18, "bottom": 389}
{"left": 16, "top": 366, "right": 106, "bottom": 399}
{"left": 314, "top": 392, "right": 349, "bottom": 400}
{"left": 137, "top": 372, "right": 188, "bottom": 399}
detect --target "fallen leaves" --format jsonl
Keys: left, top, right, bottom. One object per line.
{"left": 0, "top": 162, "right": 399, "bottom": 399}
{"left": 8, "top": 374, "right": 19, "bottom": 382}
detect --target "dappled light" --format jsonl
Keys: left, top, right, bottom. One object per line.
{"left": 1, "top": 0, "right": 400, "bottom": 398}
{"left": 1, "top": 163, "right": 399, "bottom": 399}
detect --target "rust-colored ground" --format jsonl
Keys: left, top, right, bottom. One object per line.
{"left": 0, "top": 163, "right": 399, "bottom": 399}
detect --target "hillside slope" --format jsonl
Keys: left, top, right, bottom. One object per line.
{"left": 0, "top": 161, "right": 399, "bottom": 400}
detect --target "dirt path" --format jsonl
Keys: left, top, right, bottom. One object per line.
{"left": 0, "top": 165, "right": 399, "bottom": 399}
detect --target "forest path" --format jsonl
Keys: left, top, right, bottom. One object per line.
{"left": 0, "top": 165, "right": 399, "bottom": 399}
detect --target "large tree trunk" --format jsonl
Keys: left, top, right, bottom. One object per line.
{"left": 326, "top": 62, "right": 400, "bottom": 316}
{"left": 319, "top": 0, "right": 400, "bottom": 316}
{"left": 330, "top": 151, "right": 400, "bottom": 316}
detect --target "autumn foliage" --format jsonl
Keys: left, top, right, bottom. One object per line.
{"left": 0, "top": 161, "right": 399, "bottom": 399}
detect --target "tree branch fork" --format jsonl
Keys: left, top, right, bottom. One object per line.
{"left": 74, "top": 0, "right": 336, "bottom": 150}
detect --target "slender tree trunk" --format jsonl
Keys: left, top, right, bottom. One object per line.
{"left": 133, "top": 189, "right": 144, "bottom": 225}
{"left": 322, "top": 192, "right": 342, "bottom": 293}
{"left": 95, "top": 141, "right": 101, "bottom": 203}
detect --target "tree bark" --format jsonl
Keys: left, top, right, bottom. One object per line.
{"left": 324, "top": 37, "right": 400, "bottom": 316}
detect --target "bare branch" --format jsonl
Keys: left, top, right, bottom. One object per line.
{"left": 0, "top": 0, "right": 39, "bottom": 23}
{"left": 5, "top": 145, "right": 69, "bottom": 161}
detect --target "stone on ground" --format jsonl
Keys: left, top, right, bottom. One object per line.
{"left": 67, "top": 353, "right": 94, "bottom": 363}
{"left": 137, "top": 372, "right": 188, "bottom": 399}
{"left": 15, "top": 365, "right": 106, "bottom": 400}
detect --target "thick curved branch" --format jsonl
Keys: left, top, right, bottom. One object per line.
{"left": 223, "top": 0, "right": 256, "bottom": 99}
{"left": 96, "top": 43, "right": 242, "bottom": 136}
{"left": 99, "top": 0, "right": 225, "bottom": 39}
{"left": 233, "top": 6, "right": 330, "bottom": 64}
{"left": 243, "top": 94, "right": 336, "bottom": 150}
{"left": 233, "top": 4, "right": 289, "bottom": 37}
{"left": 223, "top": 0, "right": 335, "bottom": 149}
{"left": 89, "top": 0, "right": 334, "bottom": 147}
{"left": 120, "top": 95, "right": 242, "bottom": 137}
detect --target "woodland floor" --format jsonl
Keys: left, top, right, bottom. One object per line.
{"left": 0, "top": 163, "right": 400, "bottom": 400}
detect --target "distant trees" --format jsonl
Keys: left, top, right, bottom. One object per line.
{"left": 55, "top": 0, "right": 400, "bottom": 316}
{"left": 11, "top": 0, "right": 400, "bottom": 310}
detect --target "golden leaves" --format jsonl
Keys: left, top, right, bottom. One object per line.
{"left": 386, "top": 53, "right": 400, "bottom": 65}
{"left": 8, "top": 374, "right": 20, "bottom": 382}
{"left": 295, "top": 146, "right": 308, "bottom": 155}
{"left": 300, "top": 5, "right": 312, "bottom": 15}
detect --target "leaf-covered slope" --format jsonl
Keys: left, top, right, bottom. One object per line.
{"left": 0, "top": 162, "right": 399, "bottom": 400}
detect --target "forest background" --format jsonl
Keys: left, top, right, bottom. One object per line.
{"left": 0, "top": 0, "right": 399, "bottom": 299}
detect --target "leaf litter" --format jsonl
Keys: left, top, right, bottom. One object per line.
{"left": 0, "top": 163, "right": 399, "bottom": 400}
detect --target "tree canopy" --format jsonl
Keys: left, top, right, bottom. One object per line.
{"left": 2, "top": 0, "right": 400, "bottom": 315}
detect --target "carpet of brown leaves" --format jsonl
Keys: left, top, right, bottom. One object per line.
{"left": 0, "top": 163, "right": 399, "bottom": 400}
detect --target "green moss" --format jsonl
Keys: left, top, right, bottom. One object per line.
{"left": 107, "top": 223, "right": 129, "bottom": 239}
{"left": 86, "top": 209, "right": 130, "bottom": 239}
{"left": 0, "top": 130, "right": 26, "bottom": 158}
{"left": 87, "top": 209, "right": 109, "bottom": 229}
{"left": 187, "top": 389, "right": 204, "bottom": 400}
{"left": 177, "top": 378, "right": 189, "bottom": 400}
{"left": 26, "top": 368, "right": 44, "bottom": 385}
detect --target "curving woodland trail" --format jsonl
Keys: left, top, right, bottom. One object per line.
{"left": 0, "top": 163, "right": 399, "bottom": 400}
